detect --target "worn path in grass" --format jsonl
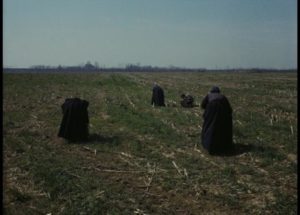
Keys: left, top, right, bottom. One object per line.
{"left": 3, "top": 72, "right": 297, "bottom": 214}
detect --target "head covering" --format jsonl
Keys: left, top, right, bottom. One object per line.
{"left": 210, "top": 86, "right": 220, "bottom": 93}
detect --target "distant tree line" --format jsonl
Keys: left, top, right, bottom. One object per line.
{"left": 3, "top": 61, "right": 297, "bottom": 73}
{"left": 30, "top": 61, "right": 100, "bottom": 71}
{"left": 4, "top": 61, "right": 207, "bottom": 73}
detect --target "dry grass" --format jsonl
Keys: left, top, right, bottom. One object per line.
{"left": 3, "top": 71, "right": 297, "bottom": 214}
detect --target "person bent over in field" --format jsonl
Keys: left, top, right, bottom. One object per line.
{"left": 151, "top": 83, "right": 166, "bottom": 107}
{"left": 200, "top": 86, "right": 233, "bottom": 155}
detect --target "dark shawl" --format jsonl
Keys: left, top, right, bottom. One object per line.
{"left": 58, "top": 98, "right": 89, "bottom": 142}
{"left": 151, "top": 85, "right": 165, "bottom": 106}
{"left": 201, "top": 93, "right": 233, "bottom": 154}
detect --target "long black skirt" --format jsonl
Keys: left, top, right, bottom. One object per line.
{"left": 201, "top": 99, "right": 233, "bottom": 154}
{"left": 58, "top": 98, "right": 89, "bottom": 142}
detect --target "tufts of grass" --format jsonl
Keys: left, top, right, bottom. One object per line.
{"left": 3, "top": 71, "right": 297, "bottom": 214}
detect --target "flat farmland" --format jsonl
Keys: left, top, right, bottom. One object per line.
{"left": 3, "top": 71, "right": 297, "bottom": 214}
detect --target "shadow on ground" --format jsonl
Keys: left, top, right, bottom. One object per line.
{"left": 212, "top": 143, "right": 279, "bottom": 157}
{"left": 88, "top": 133, "right": 121, "bottom": 145}
{"left": 66, "top": 133, "right": 121, "bottom": 145}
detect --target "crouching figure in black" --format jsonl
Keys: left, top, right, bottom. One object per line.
{"left": 58, "top": 98, "right": 89, "bottom": 142}
{"left": 201, "top": 87, "right": 233, "bottom": 154}
{"left": 151, "top": 83, "right": 166, "bottom": 107}
{"left": 180, "top": 94, "right": 194, "bottom": 108}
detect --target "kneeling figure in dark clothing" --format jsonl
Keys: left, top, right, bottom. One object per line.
{"left": 58, "top": 98, "right": 89, "bottom": 142}
{"left": 180, "top": 94, "right": 194, "bottom": 108}
{"left": 201, "top": 87, "right": 233, "bottom": 154}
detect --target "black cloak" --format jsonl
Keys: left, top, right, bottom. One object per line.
{"left": 201, "top": 90, "right": 233, "bottom": 154}
{"left": 58, "top": 98, "right": 89, "bottom": 142}
{"left": 151, "top": 85, "right": 165, "bottom": 106}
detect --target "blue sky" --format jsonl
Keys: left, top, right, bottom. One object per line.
{"left": 3, "top": 0, "right": 297, "bottom": 69}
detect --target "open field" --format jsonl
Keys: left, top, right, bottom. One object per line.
{"left": 3, "top": 71, "right": 297, "bottom": 214}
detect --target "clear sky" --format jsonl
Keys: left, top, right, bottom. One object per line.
{"left": 3, "top": 0, "right": 297, "bottom": 69}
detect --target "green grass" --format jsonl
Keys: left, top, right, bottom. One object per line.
{"left": 3, "top": 71, "right": 297, "bottom": 214}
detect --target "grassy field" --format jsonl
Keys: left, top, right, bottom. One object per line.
{"left": 3, "top": 71, "right": 297, "bottom": 214}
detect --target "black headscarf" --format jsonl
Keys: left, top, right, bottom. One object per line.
{"left": 210, "top": 86, "right": 220, "bottom": 93}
